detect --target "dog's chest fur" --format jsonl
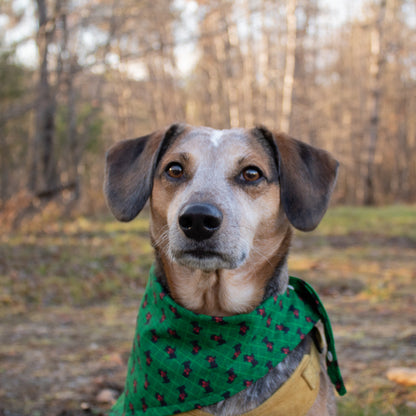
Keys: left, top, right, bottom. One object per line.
{"left": 104, "top": 124, "right": 341, "bottom": 415}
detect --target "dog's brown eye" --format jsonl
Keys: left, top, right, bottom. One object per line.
{"left": 166, "top": 163, "right": 184, "bottom": 179}
{"left": 241, "top": 167, "right": 262, "bottom": 182}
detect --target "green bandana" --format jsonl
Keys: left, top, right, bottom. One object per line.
{"left": 110, "top": 267, "right": 346, "bottom": 416}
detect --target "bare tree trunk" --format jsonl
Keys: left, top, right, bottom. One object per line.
{"left": 363, "top": 0, "right": 386, "bottom": 205}
{"left": 258, "top": 0, "right": 271, "bottom": 127}
{"left": 224, "top": 15, "right": 240, "bottom": 128}
{"left": 280, "top": 0, "right": 297, "bottom": 133}
{"left": 29, "top": 0, "right": 58, "bottom": 194}
{"left": 0, "top": 130, "right": 8, "bottom": 204}
{"left": 65, "top": 63, "right": 81, "bottom": 204}
{"left": 243, "top": 0, "right": 255, "bottom": 127}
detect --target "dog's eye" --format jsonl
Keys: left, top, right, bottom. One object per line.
{"left": 165, "top": 163, "right": 184, "bottom": 179}
{"left": 241, "top": 167, "right": 263, "bottom": 183}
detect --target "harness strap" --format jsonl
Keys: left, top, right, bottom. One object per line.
{"left": 177, "top": 343, "right": 321, "bottom": 416}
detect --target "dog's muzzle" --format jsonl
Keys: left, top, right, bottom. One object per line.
{"left": 172, "top": 202, "right": 245, "bottom": 270}
{"left": 179, "top": 203, "right": 223, "bottom": 241}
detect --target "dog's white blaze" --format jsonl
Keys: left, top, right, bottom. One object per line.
{"left": 209, "top": 130, "right": 224, "bottom": 147}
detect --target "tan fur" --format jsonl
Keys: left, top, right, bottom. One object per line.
{"left": 149, "top": 130, "right": 290, "bottom": 315}
{"left": 104, "top": 124, "right": 340, "bottom": 415}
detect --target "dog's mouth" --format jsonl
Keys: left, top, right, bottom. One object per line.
{"left": 178, "top": 249, "right": 227, "bottom": 268}
{"left": 182, "top": 249, "right": 224, "bottom": 259}
{"left": 171, "top": 247, "right": 247, "bottom": 271}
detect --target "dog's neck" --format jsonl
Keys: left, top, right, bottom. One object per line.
{"left": 154, "top": 227, "right": 292, "bottom": 316}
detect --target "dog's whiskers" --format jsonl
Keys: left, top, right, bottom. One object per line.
{"left": 153, "top": 227, "right": 170, "bottom": 249}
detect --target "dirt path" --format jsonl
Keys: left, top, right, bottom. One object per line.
{"left": 0, "top": 304, "right": 139, "bottom": 416}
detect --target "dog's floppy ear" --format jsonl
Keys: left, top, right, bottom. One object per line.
{"left": 275, "top": 133, "right": 339, "bottom": 231}
{"left": 253, "top": 127, "right": 339, "bottom": 231}
{"left": 104, "top": 124, "right": 186, "bottom": 222}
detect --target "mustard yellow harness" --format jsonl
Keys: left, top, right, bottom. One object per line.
{"left": 177, "top": 343, "right": 321, "bottom": 416}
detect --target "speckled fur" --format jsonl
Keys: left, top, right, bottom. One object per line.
{"left": 104, "top": 124, "right": 339, "bottom": 416}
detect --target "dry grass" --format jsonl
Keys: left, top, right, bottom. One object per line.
{"left": 1, "top": 205, "right": 415, "bottom": 415}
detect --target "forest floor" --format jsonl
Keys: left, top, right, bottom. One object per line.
{"left": 1, "top": 205, "right": 415, "bottom": 416}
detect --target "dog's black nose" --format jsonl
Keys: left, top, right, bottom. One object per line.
{"left": 179, "top": 203, "right": 223, "bottom": 241}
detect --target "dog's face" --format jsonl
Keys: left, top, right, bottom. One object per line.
{"left": 104, "top": 124, "right": 338, "bottom": 314}
{"left": 150, "top": 127, "right": 283, "bottom": 272}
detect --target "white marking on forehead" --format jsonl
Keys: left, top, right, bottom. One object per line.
{"left": 209, "top": 129, "right": 224, "bottom": 147}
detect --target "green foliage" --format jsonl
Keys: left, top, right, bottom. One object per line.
{"left": 80, "top": 103, "right": 104, "bottom": 153}
{"left": 55, "top": 102, "right": 104, "bottom": 155}
{"left": 0, "top": 51, "right": 27, "bottom": 101}
{"left": 0, "top": 50, "right": 33, "bottom": 201}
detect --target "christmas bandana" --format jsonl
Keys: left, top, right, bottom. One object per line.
{"left": 110, "top": 267, "right": 346, "bottom": 416}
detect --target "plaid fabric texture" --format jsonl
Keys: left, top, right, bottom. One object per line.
{"left": 110, "top": 267, "right": 346, "bottom": 416}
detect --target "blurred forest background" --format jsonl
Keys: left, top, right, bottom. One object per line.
{"left": 1, "top": 0, "right": 416, "bottom": 227}
{"left": 1, "top": 1, "right": 416, "bottom": 416}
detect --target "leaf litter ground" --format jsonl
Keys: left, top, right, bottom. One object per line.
{"left": 1, "top": 206, "right": 415, "bottom": 416}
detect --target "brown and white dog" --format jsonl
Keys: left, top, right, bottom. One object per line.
{"left": 104, "top": 124, "right": 339, "bottom": 415}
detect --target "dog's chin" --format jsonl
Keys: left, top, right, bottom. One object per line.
{"left": 172, "top": 250, "right": 247, "bottom": 272}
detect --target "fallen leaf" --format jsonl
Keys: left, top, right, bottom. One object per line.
{"left": 387, "top": 368, "right": 416, "bottom": 386}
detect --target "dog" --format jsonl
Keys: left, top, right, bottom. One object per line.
{"left": 104, "top": 124, "right": 341, "bottom": 416}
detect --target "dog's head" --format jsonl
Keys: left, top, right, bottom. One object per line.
{"left": 105, "top": 124, "right": 338, "bottom": 275}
